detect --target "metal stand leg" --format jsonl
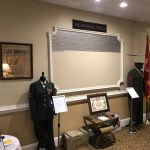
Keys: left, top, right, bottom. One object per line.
{"left": 129, "top": 98, "right": 136, "bottom": 134}
{"left": 58, "top": 113, "right": 60, "bottom": 149}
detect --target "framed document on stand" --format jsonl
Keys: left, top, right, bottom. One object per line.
{"left": 126, "top": 87, "right": 139, "bottom": 134}
{"left": 52, "top": 95, "right": 68, "bottom": 148}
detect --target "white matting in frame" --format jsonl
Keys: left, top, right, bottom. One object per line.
{"left": 87, "top": 93, "right": 110, "bottom": 115}
{"left": 90, "top": 95, "right": 108, "bottom": 112}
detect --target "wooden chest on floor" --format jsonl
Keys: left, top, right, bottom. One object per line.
{"left": 61, "top": 128, "right": 89, "bottom": 150}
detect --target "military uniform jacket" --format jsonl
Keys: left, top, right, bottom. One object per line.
{"left": 127, "top": 67, "right": 144, "bottom": 97}
{"left": 29, "top": 80, "right": 57, "bottom": 121}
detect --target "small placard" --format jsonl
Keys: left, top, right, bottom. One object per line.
{"left": 126, "top": 87, "right": 139, "bottom": 99}
{"left": 73, "top": 20, "right": 107, "bottom": 33}
{"left": 52, "top": 95, "right": 68, "bottom": 113}
{"left": 98, "top": 116, "right": 109, "bottom": 121}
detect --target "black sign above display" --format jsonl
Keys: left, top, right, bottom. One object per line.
{"left": 72, "top": 20, "right": 107, "bottom": 33}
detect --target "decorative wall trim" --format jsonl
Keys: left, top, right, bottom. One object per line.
{"left": 0, "top": 89, "right": 127, "bottom": 115}
{"left": 0, "top": 103, "right": 29, "bottom": 115}
{"left": 0, "top": 90, "right": 127, "bottom": 114}
{"left": 58, "top": 85, "right": 119, "bottom": 94}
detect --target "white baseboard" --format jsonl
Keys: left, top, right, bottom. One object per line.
{"left": 120, "top": 117, "right": 130, "bottom": 127}
{"left": 22, "top": 142, "right": 37, "bottom": 150}
{"left": 22, "top": 137, "right": 58, "bottom": 150}
{"left": 120, "top": 113, "right": 146, "bottom": 127}
{"left": 22, "top": 114, "right": 146, "bottom": 150}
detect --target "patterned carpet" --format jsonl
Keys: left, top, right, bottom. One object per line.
{"left": 61, "top": 125, "right": 150, "bottom": 150}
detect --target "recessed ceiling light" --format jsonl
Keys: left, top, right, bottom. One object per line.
{"left": 119, "top": 2, "right": 128, "bottom": 8}
{"left": 95, "top": 0, "right": 101, "bottom": 2}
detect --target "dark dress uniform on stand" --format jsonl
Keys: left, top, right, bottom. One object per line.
{"left": 29, "top": 76, "right": 57, "bottom": 150}
{"left": 127, "top": 63, "right": 144, "bottom": 130}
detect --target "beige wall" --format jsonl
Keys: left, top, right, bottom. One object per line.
{"left": 0, "top": 0, "right": 149, "bottom": 146}
{"left": 0, "top": 0, "right": 150, "bottom": 106}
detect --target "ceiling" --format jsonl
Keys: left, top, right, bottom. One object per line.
{"left": 37, "top": 0, "right": 150, "bottom": 24}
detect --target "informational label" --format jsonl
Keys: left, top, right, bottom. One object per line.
{"left": 52, "top": 95, "right": 68, "bottom": 113}
{"left": 126, "top": 87, "right": 139, "bottom": 99}
{"left": 73, "top": 20, "right": 107, "bottom": 32}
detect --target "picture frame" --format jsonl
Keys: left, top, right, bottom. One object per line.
{"left": 0, "top": 42, "right": 33, "bottom": 79}
{"left": 87, "top": 93, "right": 110, "bottom": 115}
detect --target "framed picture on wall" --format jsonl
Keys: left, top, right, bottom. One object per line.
{"left": 87, "top": 93, "right": 110, "bottom": 115}
{"left": 0, "top": 42, "right": 33, "bottom": 79}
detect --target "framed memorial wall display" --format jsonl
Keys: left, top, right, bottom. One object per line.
{"left": 48, "top": 27, "right": 123, "bottom": 94}
{"left": 0, "top": 42, "right": 33, "bottom": 79}
{"left": 87, "top": 93, "right": 110, "bottom": 115}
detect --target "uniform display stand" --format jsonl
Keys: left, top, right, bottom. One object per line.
{"left": 126, "top": 87, "right": 139, "bottom": 134}
{"left": 52, "top": 95, "right": 68, "bottom": 148}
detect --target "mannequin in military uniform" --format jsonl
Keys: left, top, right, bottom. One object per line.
{"left": 29, "top": 72, "right": 57, "bottom": 150}
{"left": 127, "top": 62, "right": 144, "bottom": 131}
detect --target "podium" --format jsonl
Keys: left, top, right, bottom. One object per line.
{"left": 52, "top": 95, "right": 68, "bottom": 148}
{"left": 126, "top": 87, "right": 139, "bottom": 134}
